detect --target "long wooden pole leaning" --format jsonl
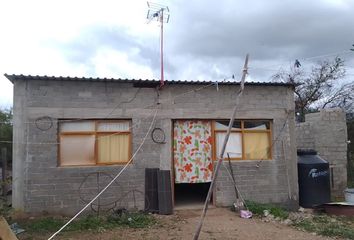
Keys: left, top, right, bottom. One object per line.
{"left": 193, "top": 54, "right": 249, "bottom": 240}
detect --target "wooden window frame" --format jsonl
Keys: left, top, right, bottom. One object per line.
{"left": 212, "top": 120, "right": 272, "bottom": 161}
{"left": 58, "top": 119, "right": 132, "bottom": 166}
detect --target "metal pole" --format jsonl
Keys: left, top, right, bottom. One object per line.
{"left": 160, "top": 9, "right": 164, "bottom": 88}
{"left": 1, "top": 148, "right": 7, "bottom": 197}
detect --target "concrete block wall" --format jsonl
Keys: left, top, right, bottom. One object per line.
{"left": 12, "top": 78, "right": 298, "bottom": 214}
{"left": 296, "top": 109, "right": 348, "bottom": 197}
{"left": 215, "top": 109, "right": 298, "bottom": 208}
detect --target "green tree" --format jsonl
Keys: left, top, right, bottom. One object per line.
{"left": 0, "top": 108, "right": 12, "bottom": 167}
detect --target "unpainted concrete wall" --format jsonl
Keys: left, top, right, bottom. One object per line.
{"left": 12, "top": 79, "right": 298, "bottom": 214}
{"left": 296, "top": 109, "right": 348, "bottom": 197}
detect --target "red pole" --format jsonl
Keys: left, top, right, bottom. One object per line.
{"left": 160, "top": 9, "right": 164, "bottom": 88}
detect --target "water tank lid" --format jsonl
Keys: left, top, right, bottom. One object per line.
{"left": 297, "top": 149, "right": 317, "bottom": 155}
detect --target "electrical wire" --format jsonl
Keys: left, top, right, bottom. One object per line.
{"left": 201, "top": 110, "right": 295, "bottom": 236}
{"left": 77, "top": 172, "right": 149, "bottom": 214}
{"left": 0, "top": 88, "right": 144, "bottom": 126}
{"left": 249, "top": 49, "right": 353, "bottom": 73}
{"left": 2, "top": 83, "right": 234, "bottom": 161}
{"left": 4, "top": 77, "right": 295, "bottom": 239}
{"left": 0, "top": 81, "right": 225, "bottom": 146}
{"left": 4, "top": 71, "right": 296, "bottom": 238}
{"left": 0, "top": 109, "right": 156, "bottom": 145}
{"left": 0, "top": 80, "right": 224, "bottom": 125}
{"left": 47, "top": 107, "right": 159, "bottom": 240}
{"left": 255, "top": 110, "right": 293, "bottom": 168}
{"left": 103, "top": 88, "right": 142, "bottom": 119}
{"left": 2, "top": 48, "right": 353, "bottom": 126}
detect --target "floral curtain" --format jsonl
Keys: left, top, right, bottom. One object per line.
{"left": 173, "top": 120, "right": 213, "bottom": 183}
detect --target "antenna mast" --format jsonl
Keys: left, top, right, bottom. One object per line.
{"left": 147, "top": 2, "right": 170, "bottom": 88}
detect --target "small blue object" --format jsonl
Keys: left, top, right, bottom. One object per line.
{"left": 10, "top": 222, "right": 25, "bottom": 235}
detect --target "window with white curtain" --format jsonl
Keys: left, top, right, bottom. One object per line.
{"left": 214, "top": 120, "right": 272, "bottom": 160}
{"left": 59, "top": 120, "right": 131, "bottom": 166}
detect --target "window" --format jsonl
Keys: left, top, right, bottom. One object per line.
{"left": 59, "top": 120, "right": 131, "bottom": 166}
{"left": 214, "top": 120, "right": 272, "bottom": 160}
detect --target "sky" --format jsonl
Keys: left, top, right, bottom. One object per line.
{"left": 0, "top": 0, "right": 354, "bottom": 108}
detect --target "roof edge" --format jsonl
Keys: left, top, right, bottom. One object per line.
{"left": 4, "top": 74, "right": 295, "bottom": 88}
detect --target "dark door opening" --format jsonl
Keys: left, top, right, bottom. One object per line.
{"left": 174, "top": 182, "right": 212, "bottom": 208}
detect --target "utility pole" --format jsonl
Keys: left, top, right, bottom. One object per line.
{"left": 1, "top": 148, "right": 7, "bottom": 197}
{"left": 193, "top": 54, "right": 249, "bottom": 240}
{"left": 147, "top": 2, "right": 170, "bottom": 89}
{"left": 160, "top": 8, "right": 164, "bottom": 88}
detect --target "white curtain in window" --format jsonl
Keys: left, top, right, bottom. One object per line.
{"left": 60, "top": 135, "right": 95, "bottom": 166}
{"left": 60, "top": 121, "right": 95, "bottom": 132}
{"left": 216, "top": 132, "right": 242, "bottom": 159}
{"left": 97, "top": 121, "right": 130, "bottom": 132}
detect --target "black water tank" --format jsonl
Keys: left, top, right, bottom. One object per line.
{"left": 298, "top": 149, "right": 331, "bottom": 208}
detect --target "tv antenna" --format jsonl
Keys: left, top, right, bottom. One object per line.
{"left": 147, "top": 2, "right": 170, "bottom": 89}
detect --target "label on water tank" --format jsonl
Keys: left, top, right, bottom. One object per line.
{"left": 308, "top": 168, "right": 328, "bottom": 178}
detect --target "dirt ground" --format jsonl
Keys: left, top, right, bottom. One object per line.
{"left": 20, "top": 208, "right": 335, "bottom": 240}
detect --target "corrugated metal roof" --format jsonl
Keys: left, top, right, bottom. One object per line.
{"left": 4, "top": 74, "right": 294, "bottom": 87}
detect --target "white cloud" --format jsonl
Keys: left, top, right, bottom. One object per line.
{"left": 0, "top": 0, "right": 353, "bottom": 108}
{"left": 90, "top": 47, "right": 155, "bottom": 79}
{"left": 0, "top": 0, "right": 164, "bottom": 107}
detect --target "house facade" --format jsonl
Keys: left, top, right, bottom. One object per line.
{"left": 7, "top": 74, "right": 298, "bottom": 214}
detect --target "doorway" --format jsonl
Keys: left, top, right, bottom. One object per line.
{"left": 173, "top": 120, "right": 213, "bottom": 208}
{"left": 174, "top": 182, "right": 212, "bottom": 208}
